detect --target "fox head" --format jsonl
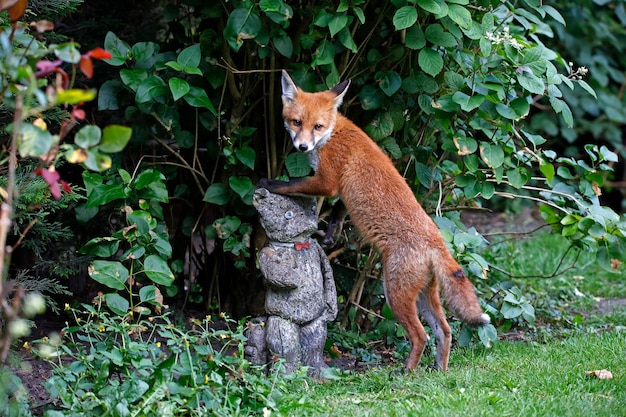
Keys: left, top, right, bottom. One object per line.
{"left": 281, "top": 70, "right": 350, "bottom": 153}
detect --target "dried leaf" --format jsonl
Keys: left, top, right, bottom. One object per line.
{"left": 7, "top": 0, "right": 27, "bottom": 22}
{"left": 586, "top": 369, "right": 613, "bottom": 380}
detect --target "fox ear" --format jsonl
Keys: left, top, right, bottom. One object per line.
{"left": 281, "top": 70, "right": 298, "bottom": 104}
{"left": 331, "top": 79, "right": 351, "bottom": 108}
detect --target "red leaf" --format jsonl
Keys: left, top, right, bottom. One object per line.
{"left": 36, "top": 167, "right": 62, "bottom": 200}
{"left": 88, "top": 47, "right": 112, "bottom": 60}
{"left": 60, "top": 180, "right": 72, "bottom": 193}
{"left": 71, "top": 106, "right": 85, "bottom": 120}
{"left": 79, "top": 56, "right": 94, "bottom": 78}
{"left": 7, "top": 0, "right": 27, "bottom": 22}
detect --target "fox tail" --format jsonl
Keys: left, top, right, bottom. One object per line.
{"left": 434, "top": 254, "right": 490, "bottom": 326}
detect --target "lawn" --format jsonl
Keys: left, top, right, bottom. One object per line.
{"left": 276, "top": 232, "right": 626, "bottom": 417}
{"left": 282, "top": 331, "right": 625, "bottom": 416}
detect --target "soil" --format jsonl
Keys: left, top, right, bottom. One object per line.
{"left": 6, "top": 207, "right": 625, "bottom": 413}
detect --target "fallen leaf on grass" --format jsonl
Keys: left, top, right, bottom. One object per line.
{"left": 586, "top": 369, "right": 613, "bottom": 380}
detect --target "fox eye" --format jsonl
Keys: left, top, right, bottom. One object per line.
{"left": 292, "top": 119, "right": 302, "bottom": 127}
{"left": 314, "top": 124, "right": 324, "bottom": 131}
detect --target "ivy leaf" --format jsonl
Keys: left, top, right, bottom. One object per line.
{"left": 177, "top": 44, "right": 201, "bottom": 70}
{"left": 17, "top": 124, "right": 55, "bottom": 158}
{"left": 224, "top": 7, "right": 262, "bottom": 52}
{"left": 235, "top": 145, "right": 256, "bottom": 170}
{"left": 131, "top": 41, "right": 159, "bottom": 63}
{"left": 79, "top": 237, "right": 120, "bottom": 257}
{"left": 285, "top": 152, "right": 312, "bottom": 177}
{"left": 203, "top": 183, "right": 231, "bottom": 205}
{"left": 273, "top": 35, "right": 293, "bottom": 58}
{"left": 229, "top": 176, "right": 254, "bottom": 205}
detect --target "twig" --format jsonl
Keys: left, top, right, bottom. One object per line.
{"left": 488, "top": 244, "right": 581, "bottom": 279}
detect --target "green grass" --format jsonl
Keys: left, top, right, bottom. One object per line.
{"left": 282, "top": 331, "right": 625, "bottom": 416}
{"left": 274, "top": 232, "right": 626, "bottom": 417}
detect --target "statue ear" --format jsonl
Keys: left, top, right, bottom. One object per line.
{"left": 253, "top": 188, "right": 270, "bottom": 207}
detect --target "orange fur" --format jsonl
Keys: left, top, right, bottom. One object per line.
{"left": 259, "top": 71, "right": 490, "bottom": 371}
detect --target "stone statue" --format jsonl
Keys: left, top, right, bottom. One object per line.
{"left": 246, "top": 188, "right": 338, "bottom": 377}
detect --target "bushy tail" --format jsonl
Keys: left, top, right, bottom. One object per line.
{"left": 434, "top": 253, "right": 490, "bottom": 326}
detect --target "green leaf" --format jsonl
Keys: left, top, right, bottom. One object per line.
{"left": 203, "top": 183, "right": 231, "bottom": 205}
{"left": 447, "top": 4, "right": 472, "bottom": 28}
{"left": 89, "top": 260, "right": 129, "bottom": 290}
{"left": 169, "top": 77, "right": 190, "bottom": 101}
{"left": 17, "top": 124, "right": 55, "bottom": 158}
{"left": 79, "top": 237, "right": 120, "bottom": 257}
{"left": 480, "top": 142, "right": 504, "bottom": 168}
{"left": 285, "top": 152, "right": 312, "bottom": 177}
{"left": 75, "top": 126, "right": 102, "bottom": 149}
{"left": 99, "top": 125, "right": 132, "bottom": 153}
{"left": 54, "top": 42, "right": 81, "bottom": 64}
{"left": 229, "top": 176, "right": 254, "bottom": 205}
{"left": 393, "top": 6, "right": 418, "bottom": 31}
{"left": 177, "top": 44, "right": 201, "bottom": 69}
{"left": 539, "top": 162, "right": 555, "bottom": 183}
{"left": 104, "top": 293, "right": 130, "bottom": 315}
{"left": 183, "top": 86, "right": 217, "bottom": 114}
{"left": 134, "top": 169, "right": 163, "bottom": 189}
{"left": 104, "top": 32, "right": 131, "bottom": 66}
{"left": 119, "top": 69, "right": 148, "bottom": 93}
{"left": 452, "top": 92, "right": 485, "bottom": 111}
{"left": 417, "top": 0, "right": 446, "bottom": 15}
{"left": 477, "top": 323, "right": 497, "bottom": 348}
{"left": 225, "top": 7, "right": 262, "bottom": 52}
{"left": 273, "top": 35, "right": 293, "bottom": 58}
{"left": 213, "top": 216, "right": 242, "bottom": 239}
{"left": 359, "top": 84, "right": 386, "bottom": 110}
{"left": 405, "top": 25, "right": 426, "bottom": 50}
{"left": 329, "top": 14, "right": 348, "bottom": 37}
{"left": 139, "top": 285, "right": 162, "bottom": 306}
{"left": 235, "top": 145, "right": 256, "bottom": 169}
{"left": 365, "top": 112, "right": 394, "bottom": 140}
{"left": 85, "top": 183, "right": 127, "bottom": 208}
{"left": 516, "top": 71, "right": 545, "bottom": 95}
{"left": 312, "top": 39, "right": 335, "bottom": 67}
{"left": 425, "top": 24, "right": 457, "bottom": 47}
{"left": 143, "top": 255, "right": 175, "bottom": 286}
{"left": 131, "top": 41, "right": 159, "bottom": 62}
{"left": 378, "top": 71, "right": 402, "bottom": 96}
{"left": 418, "top": 48, "right": 443, "bottom": 77}
{"left": 507, "top": 167, "right": 529, "bottom": 188}
{"left": 135, "top": 76, "right": 168, "bottom": 104}
{"left": 98, "top": 79, "right": 124, "bottom": 110}
{"left": 381, "top": 137, "right": 402, "bottom": 159}
{"left": 337, "top": 27, "right": 357, "bottom": 53}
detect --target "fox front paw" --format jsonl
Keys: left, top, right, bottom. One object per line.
{"left": 257, "top": 178, "right": 284, "bottom": 192}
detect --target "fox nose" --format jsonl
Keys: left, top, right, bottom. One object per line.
{"left": 298, "top": 144, "right": 309, "bottom": 152}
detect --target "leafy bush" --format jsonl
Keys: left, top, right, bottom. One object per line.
{"left": 37, "top": 303, "right": 311, "bottom": 416}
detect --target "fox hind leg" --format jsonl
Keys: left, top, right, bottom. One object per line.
{"left": 384, "top": 275, "right": 429, "bottom": 371}
{"left": 417, "top": 279, "right": 452, "bottom": 371}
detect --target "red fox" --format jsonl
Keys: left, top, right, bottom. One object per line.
{"left": 258, "top": 70, "right": 490, "bottom": 371}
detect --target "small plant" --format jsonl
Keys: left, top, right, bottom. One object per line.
{"left": 77, "top": 167, "right": 175, "bottom": 316}
{"left": 36, "top": 302, "right": 312, "bottom": 416}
